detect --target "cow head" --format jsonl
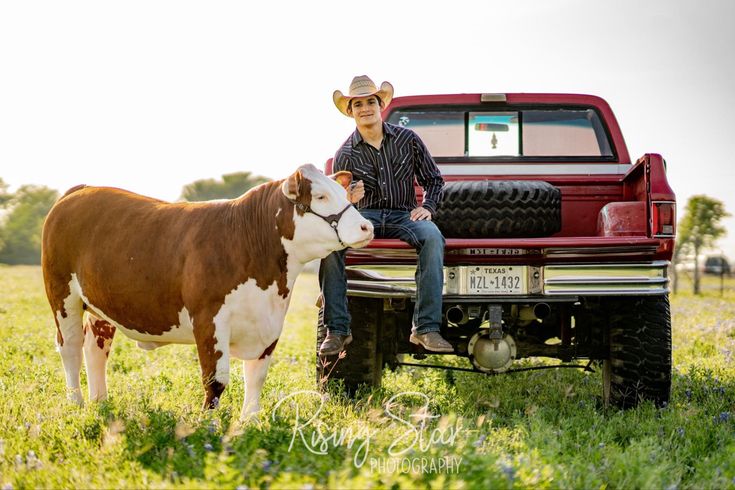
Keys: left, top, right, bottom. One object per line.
{"left": 282, "top": 164, "right": 373, "bottom": 256}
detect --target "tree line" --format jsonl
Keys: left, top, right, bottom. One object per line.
{"left": 0, "top": 172, "right": 269, "bottom": 265}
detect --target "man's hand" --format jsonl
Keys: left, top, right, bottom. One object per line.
{"left": 410, "top": 206, "right": 432, "bottom": 221}
{"left": 347, "top": 180, "right": 364, "bottom": 204}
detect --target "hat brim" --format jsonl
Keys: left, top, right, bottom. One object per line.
{"left": 333, "top": 81, "right": 394, "bottom": 117}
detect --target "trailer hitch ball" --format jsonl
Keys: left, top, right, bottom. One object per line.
{"left": 468, "top": 331, "right": 517, "bottom": 373}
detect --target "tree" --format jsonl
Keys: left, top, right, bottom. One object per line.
{"left": 180, "top": 171, "right": 270, "bottom": 202}
{"left": 0, "top": 178, "right": 11, "bottom": 251}
{"left": 0, "top": 185, "right": 59, "bottom": 265}
{"left": 676, "top": 195, "right": 730, "bottom": 294}
{"left": 0, "top": 178, "right": 11, "bottom": 207}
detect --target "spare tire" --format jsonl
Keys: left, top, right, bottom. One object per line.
{"left": 433, "top": 180, "right": 561, "bottom": 238}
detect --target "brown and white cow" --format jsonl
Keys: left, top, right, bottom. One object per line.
{"left": 41, "top": 164, "right": 373, "bottom": 418}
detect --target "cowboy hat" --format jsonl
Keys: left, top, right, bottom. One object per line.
{"left": 333, "top": 75, "right": 394, "bottom": 116}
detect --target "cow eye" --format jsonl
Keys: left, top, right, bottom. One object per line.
{"left": 315, "top": 194, "right": 326, "bottom": 201}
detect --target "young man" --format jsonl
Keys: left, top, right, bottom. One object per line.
{"left": 319, "top": 75, "right": 452, "bottom": 355}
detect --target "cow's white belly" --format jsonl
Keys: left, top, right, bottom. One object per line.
{"left": 88, "top": 305, "right": 196, "bottom": 345}
{"left": 216, "top": 279, "right": 292, "bottom": 360}
{"left": 70, "top": 273, "right": 293, "bottom": 360}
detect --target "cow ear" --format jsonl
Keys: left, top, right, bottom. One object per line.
{"left": 330, "top": 171, "right": 353, "bottom": 190}
{"left": 281, "top": 170, "right": 302, "bottom": 199}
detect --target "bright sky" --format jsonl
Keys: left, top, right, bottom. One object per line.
{"left": 2, "top": 0, "right": 734, "bottom": 256}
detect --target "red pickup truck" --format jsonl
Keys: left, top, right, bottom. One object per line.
{"left": 318, "top": 93, "right": 676, "bottom": 409}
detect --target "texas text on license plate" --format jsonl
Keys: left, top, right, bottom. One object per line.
{"left": 467, "top": 266, "right": 526, "bottom": 294}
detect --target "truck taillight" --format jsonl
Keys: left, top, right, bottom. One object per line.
{"left": 651, "top": 201, "right": 675, "bottom": 237}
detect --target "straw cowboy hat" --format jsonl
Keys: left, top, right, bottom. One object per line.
{"left": 333, "top": 75, "right": 394, "bottom": 116}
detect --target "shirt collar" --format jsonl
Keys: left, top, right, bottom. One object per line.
{"left": 350, "top": 122, "right": 396, "bottom": 147}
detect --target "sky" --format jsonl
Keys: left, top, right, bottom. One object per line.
{"left": 1, "top": 0, "right": 734, "bottom": 257}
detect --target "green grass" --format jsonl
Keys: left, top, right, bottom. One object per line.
{"left": 1, "top": 265, "right": 734, "bottom": 489}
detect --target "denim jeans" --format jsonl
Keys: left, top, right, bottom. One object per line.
{"left": 319, "top": 208, "right": 445, "bottom": 336}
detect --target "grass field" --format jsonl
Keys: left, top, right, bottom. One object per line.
{"left": 1, "top": 265, "right": 734, "bottom": 489}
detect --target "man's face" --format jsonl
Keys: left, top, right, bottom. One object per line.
{"left": 348, "top": 96, "right": 382, "bottom": 126}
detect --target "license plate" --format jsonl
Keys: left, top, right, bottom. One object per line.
{"left": 467, "top": 266, "right": 526, "bottom": 294}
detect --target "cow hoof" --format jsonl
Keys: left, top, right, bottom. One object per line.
{"left": 89, "top": 394, "right": 108, "bottom": 403}
{"left": 67, "top": 389, "right": 84, "bottom": 406}
{"left": 240, "top": 406, "right": 262, "bottom": 423}
{"left": 203, "top": 396, "right": 220, "bottom": 410}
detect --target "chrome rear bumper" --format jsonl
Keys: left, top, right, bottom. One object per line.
{"left": 346, "top": 261, "right": 669, "bottom": 298}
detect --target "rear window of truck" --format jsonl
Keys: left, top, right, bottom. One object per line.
{"left": 386, "top": 108, "right": 614, "bottom": 160}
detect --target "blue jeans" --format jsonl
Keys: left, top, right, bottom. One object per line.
{"left": 319, "top": 209, "right": 445, "bottom": 336}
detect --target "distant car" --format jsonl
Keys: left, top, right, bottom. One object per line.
{"left": 676, "top": 254, "right": 731, "bottom": 276}
{"left": 703, "top": 255, "right": 731, "bottom": 275}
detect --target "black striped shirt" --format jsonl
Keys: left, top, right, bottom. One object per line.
{"left": 333, "top": 122, "right": 444, "bottom": 215}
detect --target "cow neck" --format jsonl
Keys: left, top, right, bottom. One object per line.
{"left": 226, "top": 181, "right": 295, "bottom": 298}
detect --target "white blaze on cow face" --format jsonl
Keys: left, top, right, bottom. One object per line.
{"left": 283, "top": 164, "right": 373, "bottom": 258}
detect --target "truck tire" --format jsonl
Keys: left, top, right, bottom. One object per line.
{"left": 316, "top": 297, "right": 383, "bottom": 394}
{"left": 433, "top": 180, "right": 561, "bottom": 238}
{"left": 603, "top": 296, "right": 672, "bottom": 409}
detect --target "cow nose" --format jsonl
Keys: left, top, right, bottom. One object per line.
{"left": 361, "top": 222, "right": 373, "bottom": 233}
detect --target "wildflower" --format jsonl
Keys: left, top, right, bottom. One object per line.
{"left": 676, "top": 427, "right": 685, "bottom": 437}
{"left": 500, "top": 462, "right": 516, "bottom": 482}
{"left": 185, "top": 443, "right": 195, "bottom": 458}
{"left": 203, "top": 443, "right": 213, "bottom": 452}
{"left": 262, "top": 460, "right": 272, "bottom": 471}
{"left": 718, "top": 412, "right": 731, "bottom": 423}
{"left": 25, "top": 450, "right": 42, "bottom": 470}
{"left": 685, "top": 389, "right": 692, "bottom": 401}
{"left": 473, "top": 434, "right": 487, "bottom": 447}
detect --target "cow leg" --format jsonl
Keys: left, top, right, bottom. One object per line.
{"left": 53, "top": 292, "right": 85, "bottom": 405}
{"left": 83, "top": 315, "right": 116, "bottom": 401}
{"left": 193, "top": 313, "right": 230, "bottom": 409}
{"left": 241, "top": 356, "right": 273, "bottom": 419}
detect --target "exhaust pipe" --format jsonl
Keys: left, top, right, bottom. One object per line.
{"left": 446, "top": 305, "right": 468, "bottom": 325}
{"left": 518, "top": 303, "right": 552, "bottom": 322}
{"left": 533, "top": 302, "right": 551, "bottom": 320}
